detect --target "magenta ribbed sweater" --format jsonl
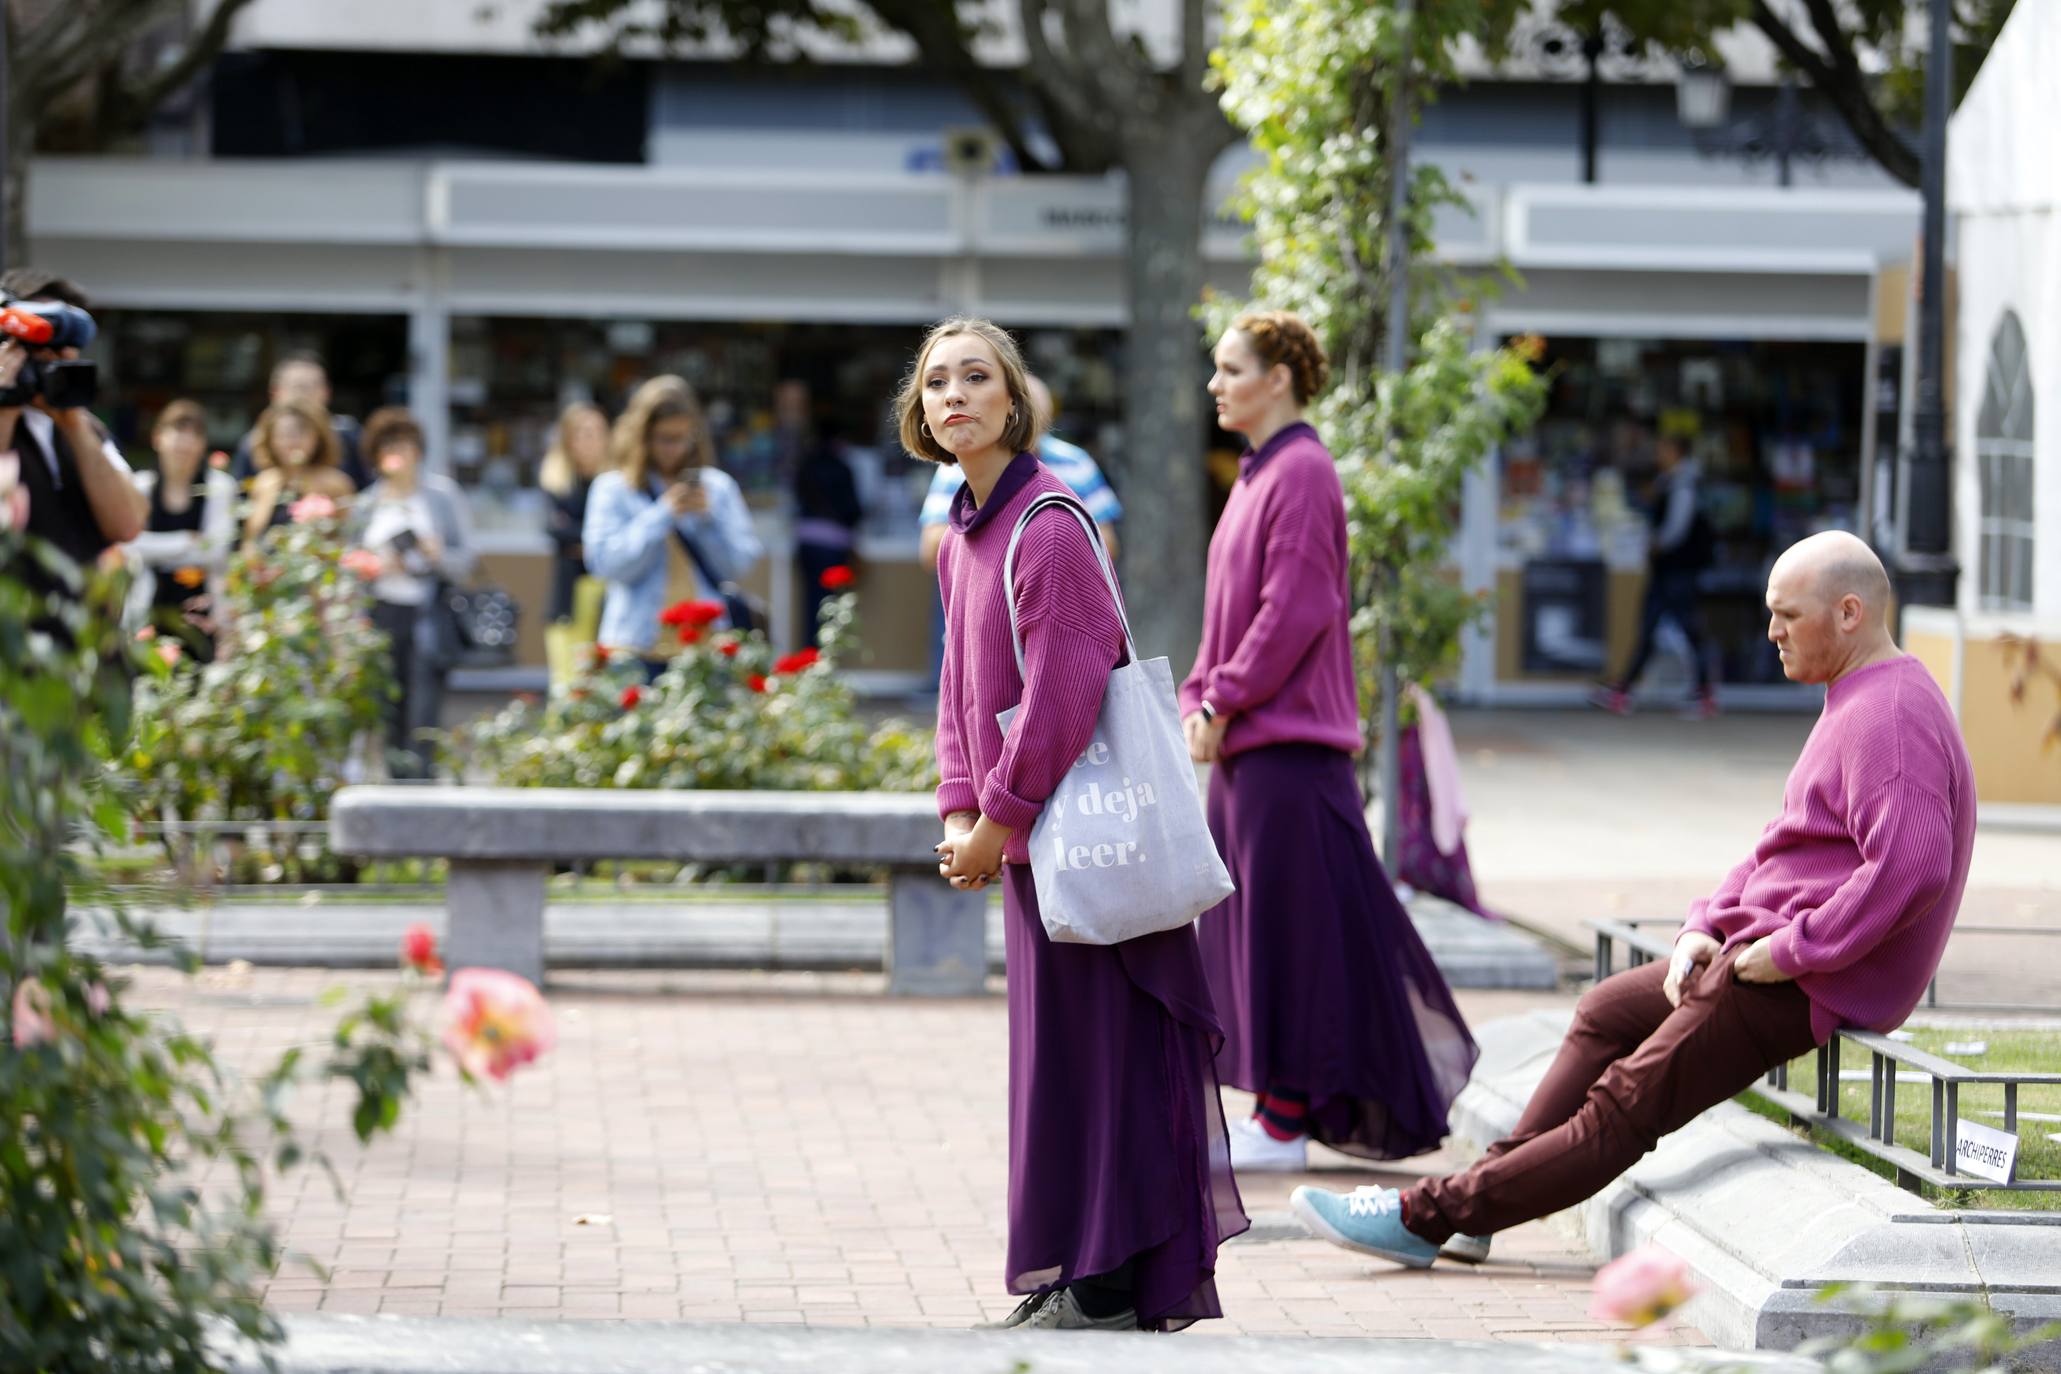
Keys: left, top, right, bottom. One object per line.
{"left": 1177, "top": 422, "right": 1362, "bottom": 759}
{"left": 1683, "top": 655, "right": 1976, "bottom": 1040}
{"left": 935, "top": 454, "right": 1126, "bottom": 865}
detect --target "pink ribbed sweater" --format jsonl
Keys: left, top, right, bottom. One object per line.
{"left": 1177, "top": 422, "right": 1362, "bottom": 758}
{"left": 935, "top": 454, "right": 1126, "bottom": 865}
{"left": 1683, "top": 655, "right": 1976, "bottom": 1040}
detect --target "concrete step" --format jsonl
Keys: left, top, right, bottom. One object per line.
{"left": 76, "top": 889, "right": 1561, "bottom": 991}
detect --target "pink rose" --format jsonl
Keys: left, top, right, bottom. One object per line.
{"left": 11, "top": 979, "right": 56, "bottom": 1049}
{"left": 289, "top": 492, "right": 339, "bottom": 524}
{"left": 1590, "top": 1245, "right": 1696, "bottom": 1327}
{"left": 156, "top": 641, "right": 183, "bottom": 667}
{"left": 84, "top": 981, "right": 112, "bottom": 1017}
{"left": 440, "top": 968, "right": 555, "bottom": 1082}
{"left": 340, "top": 548, "right": 385, "bottom": 580}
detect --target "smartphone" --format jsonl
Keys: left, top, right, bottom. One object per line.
{"left": 390, "top": 528, "right": 420, "bottom": 555}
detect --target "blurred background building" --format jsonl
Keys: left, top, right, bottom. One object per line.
{"left": 41, "top": 0, "right": 1935, "bottom": 706}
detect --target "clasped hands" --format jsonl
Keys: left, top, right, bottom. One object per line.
{"left": 1182, "top": 710, "right": 1229, "bottom": 763}
{"left": 1663, "top": 930, "right": 1791, "bottom": 1007}
{"left": 937, "top": 811, "right": 1009, "bottom": 892}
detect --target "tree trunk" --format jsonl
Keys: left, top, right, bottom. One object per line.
{"left": 1114, "top": 136, "right": 1214, "bottom": 670}
{"left": 4, "top": 109, "right": 29, "bottom": 268}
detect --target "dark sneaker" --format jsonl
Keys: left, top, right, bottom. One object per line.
{"left": 1022, "top": 1286, "right": 1136, "bottom": 1331}
{"left": 978, "top": 1289, "right": 1053, "bottom": 1329}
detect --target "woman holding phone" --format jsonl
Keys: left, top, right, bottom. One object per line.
{"left": 583, "top": 375, "right": 761, "bottom": 673}
{"left": 1182, "top": 310, "right": 1477, "bottom": 1175}
{"left": 921, "top": 316, "right": 1244, "bottom": 1332}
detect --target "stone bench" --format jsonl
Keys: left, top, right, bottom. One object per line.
{"left": 329, "top": 786, "right": 985, "bottom": 995}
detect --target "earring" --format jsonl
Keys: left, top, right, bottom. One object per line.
{"left": 920, "top": 422, "right": 933, "bottom": 438}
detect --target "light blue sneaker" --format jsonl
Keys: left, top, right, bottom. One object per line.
{"left": 1289, "top": 1184, "right": 1439, "bottom": 1268}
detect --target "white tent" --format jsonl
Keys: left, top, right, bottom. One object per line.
{"left": 1948, "top": 0, "right": 2060, "bottom": 620}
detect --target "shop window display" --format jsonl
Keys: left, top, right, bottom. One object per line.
{"left": 86, "top": 310, "right": 408, "bottom": 455}
{"left": 1497, "top": 336, "right": 1865, "bottom": 687}
{"left": 444, "top": 317, "right": 1126, "bottom": 540}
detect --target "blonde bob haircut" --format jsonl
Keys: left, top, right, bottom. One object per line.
{"left": 895, "top": 316, "right": 1041, "bottom": 466}
{"left": 612, "top": 376, "right": 713, "bottom": 492}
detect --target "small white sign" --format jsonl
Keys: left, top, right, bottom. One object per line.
{"left": 1954, "top": 1118, "right": 2019, "bottom": 1184}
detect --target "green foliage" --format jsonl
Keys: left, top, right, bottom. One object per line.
{"left": 126, "top": 511, "right": 393, "bottom": 883}
{"left": 449, "top": 592, "right": 936, "bottom": 794}
{"left": 2, "top": 526, "right": 430, "bottom": 1371}
{"left": 1802, "top": 1284, "right": 2061, "bottom": 1373}
{"left": 1211, "top": 0, "right": 1548, "bottom": 714}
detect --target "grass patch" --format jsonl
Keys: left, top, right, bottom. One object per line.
{"left": 1739, "top": 1027, "right": 2061, "bottom": 1212}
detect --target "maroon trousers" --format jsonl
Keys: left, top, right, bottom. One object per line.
{"left": 1405, "top": 948, "right": 1818, "bottom": 1244}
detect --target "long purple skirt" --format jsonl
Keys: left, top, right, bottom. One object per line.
{"left": 1002, "top": 865, "right": 1248, "bottom": 1331}
{"left": 1200, "top": 742, "right": 1479, "bottom": 1160}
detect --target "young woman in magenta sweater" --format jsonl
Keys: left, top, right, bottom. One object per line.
{"left": 917, "top": 317, "right": 1245, "bottom": 1332}
{"left": 1181, "top": 311, "right": 1478, "bottom": 1174}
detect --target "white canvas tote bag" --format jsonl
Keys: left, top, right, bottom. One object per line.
{"left": 995, "top": 494, "right": 1235, "bottom": 944}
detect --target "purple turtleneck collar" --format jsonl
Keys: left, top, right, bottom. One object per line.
{"left": 948, "top": 451, "right": 1041, "bottom": 536}
{"left": 1239, "top": 420, "right": 1319, "bottom": 481}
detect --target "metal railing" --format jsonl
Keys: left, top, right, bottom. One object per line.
{"left": 1590, "top": 918, "right": 2061, "bottom": 1195}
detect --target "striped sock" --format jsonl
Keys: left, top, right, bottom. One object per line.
{"left": 1257, "top": 1087, "right": 1309, "bottom": 1142}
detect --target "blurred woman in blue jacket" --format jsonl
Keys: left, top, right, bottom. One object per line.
{"left": 583, "top": 376, "right": 762, "bottom": 668}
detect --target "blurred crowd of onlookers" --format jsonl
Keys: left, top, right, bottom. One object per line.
{"left": 7, "top": 265, "right": 1136, "bottom": 780}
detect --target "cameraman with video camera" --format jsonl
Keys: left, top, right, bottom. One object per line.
{"left": 0, "top": 269, "right": 146, "bottom": 598}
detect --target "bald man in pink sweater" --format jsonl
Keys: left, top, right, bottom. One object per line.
{"left": 1291, "top": 532, "right": 1977, "bottom": 1268}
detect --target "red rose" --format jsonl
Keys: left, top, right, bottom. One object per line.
{"left": 400, "top": 924, "right": 444, "bottom": 977}
{"left": 772, "top": 647, "right": 821, "bottom": 675}
{"left": 679, "top": 626, "right": 703, "bottom": 646}
{"left": 719, "top": 640, "right": 740, "bottom": 658}
{"left": 589, "top": 645, "right": 611, "bottom": 666}
{"left": 820, "top": 564, "right": 856, "bottom": 591}
{"left": 662, "top": 598, "right": 725, "bottom": 629}
{"left": 620, "top": 685, "right": 644, "bottom": 709}
{"left": 746, "top": 674, "right": 768, "bottom": 693}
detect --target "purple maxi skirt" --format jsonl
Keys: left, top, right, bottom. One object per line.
{"left": 1200, "top": 742, "right": 1480, "bottom": 1159}
{"left": 1002, "top": 865, "right": 1248, "bottom": 1331}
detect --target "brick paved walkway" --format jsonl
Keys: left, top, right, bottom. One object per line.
{"left": 137, "top": 966, "right": 1705, "bottom": 1345}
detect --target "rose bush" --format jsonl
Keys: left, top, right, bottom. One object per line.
{"left": 448, "top": 590, "right": 935, "bottom": 796}
{"left": 124, "top": 502, "right": 393, "bottom": 883}
{"left": 3, "top": 512, "right": 548, "bottom": 1371}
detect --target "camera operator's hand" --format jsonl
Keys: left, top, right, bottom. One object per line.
{"left": 663, "top": 481, "right": 709, "bottom": 518}
{"left": 0, "top": 341, "right": 29, "bottom": 405}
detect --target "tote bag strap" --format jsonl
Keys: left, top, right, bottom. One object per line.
{"left": 1001, "top": 492, "right": 1138, "bottom": 681}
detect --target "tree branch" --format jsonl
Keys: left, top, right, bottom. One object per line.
{"left": 1748, "top": 0, "right": 1919, "bottom": 186}
{"left": 1180, "top": 0, "right": 1207, "bottom": 94}
{"left": 863, "top": 0, "right": 1053, "bottom": 173}
{"left": 1052, "top": 0, "right": 1149, "bottom": 118}
{"left": 111, "top": 0, "right": 266, "bottom": 128}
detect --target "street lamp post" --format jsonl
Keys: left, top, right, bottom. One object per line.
{"left": 1897, "top": 0, "right": 1958, "bottom": 607}
{"left": 1, "top": 4, "right": 11, "bottom": 272}
{"left": 1675, "top": 61, "right": 1867, "bottom": 187}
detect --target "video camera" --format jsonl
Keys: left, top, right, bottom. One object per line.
{"left": 0, "top": 293, "right": 99, "bottom": 409}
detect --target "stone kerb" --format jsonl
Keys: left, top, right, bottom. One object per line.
{"left": 235, "top": 1314, "right": 1818, "bottom": 1374}
{"left": 1452, "top": 1013, "right": 2061, "bottom": 1365}
{"left": 330, "top": 786, "right": 985, "bottom": 996}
